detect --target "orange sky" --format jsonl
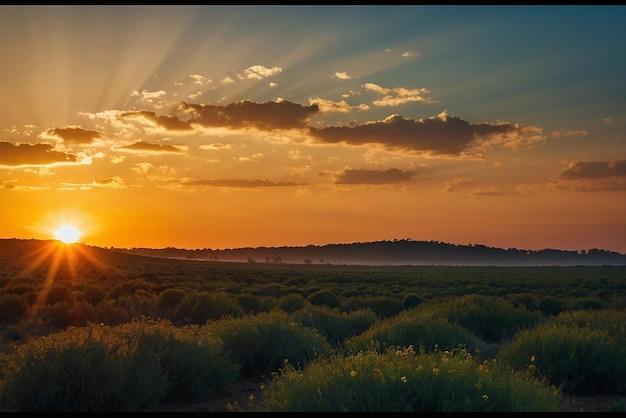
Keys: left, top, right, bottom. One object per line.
{"left": 1, "top": 6, "right": 625, "bottom": 253}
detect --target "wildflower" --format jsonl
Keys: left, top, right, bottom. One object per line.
{"left": 483, "top": 394, "right": 489, "bottom": 402}
{"left": 350, "top": 370, "right": 358, "bottom": 378}
{"left": 401, "top": 376, "right": 408, "bottom": 384}
{"left": 530, "top": 355, "right": 536, "bottom": 363}
{"left": 249, "top": 394, "right": 254, "bottom": 401}
{"left": 432, "top": 367, "right": 439, "bottom": 375}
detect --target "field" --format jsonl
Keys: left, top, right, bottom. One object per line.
{"left": 1, "top": 239, "right": 625, "bottom": 411}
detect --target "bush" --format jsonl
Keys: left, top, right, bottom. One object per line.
{"left": 341, "top": 296, "right": 404, "bottom": 318}
{"left": 81, "top": 286, "right": 106, "bottom": 306}
{"left": 498, "top": 312, "right": 626, "bottom": 395}
{"left": 291, "top": 305, "right": 377, "bottom": 348}
{"left": 344, "top": 311, "right": 494, "bottom": 359}
{"left": 155, "top": 288, "right": 186, "bottom": 315}
{"left": 276, "top": 293, "right": 308, "bottom": 313}
{"left": 307, "top": 289, "right": 341, "bottom": 309}
{"left": 0, "top": 294, "right": 28, "bottom": 324}
{"left": 537, "top": 296, "right": 564, "bottom": 316}
{"left": 205, "top": 310, "right": 331, "bottom": 378}
{"left": 425, "top": 295, "right": 543, "bottom": 343}
{"left": 0, "top": 318, "right": 239, "bottom": 411}
{"left": 402, "top": 294, "right": 423, "bottom": 310}
{"left": 174, "top": 291, "right": 244, "bottom": 324}
{"left": 261, "top": 346, "right": 561, "bottom": 412}
{"left": 237, "top": 294, "right": 272, "bottom": 314}
{"left": 567, "top": 297, "right": 604, "bottom": 311}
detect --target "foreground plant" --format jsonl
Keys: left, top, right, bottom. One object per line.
{"left": 261, "top": 345, "right": 562, "bottom": 412}
{"left": 0, "top": 318, "right": 239, "bottom": 411}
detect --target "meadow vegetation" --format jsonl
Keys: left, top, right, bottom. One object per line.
{"left": 0, "top": 239, "right": 625, "bottom": 411}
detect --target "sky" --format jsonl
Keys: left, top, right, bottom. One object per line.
{"left": 1, "top": 5, "right": 625, "bottom": 254}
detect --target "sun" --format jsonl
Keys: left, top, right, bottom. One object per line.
{"left": 54, "top": 224, "right": 82, "bottom": 244}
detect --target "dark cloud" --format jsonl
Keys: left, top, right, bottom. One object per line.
{"left": 181, "top": 179, "right": 300, "bottom": 188}
{"left": 310, "top": 113, "right": 526, "bottom": 155}
{"left": 117, "top": 141, "right": 185, "bottom": 153}
{"left": 46, "top": 127, "right": 101, "bottom": 144}
{"left": 119, "top": 111, "right": 193, "bottom": 131}
{"left": 178, "top": 99, "right": 319, "bottom": 130}
{"left": 334, "top": 168, "right": 414, "bottom": 185}
{"left": 559, "top": 160, "right": 626, "bottom": 179}
{"left": 0, "top": 141, "right": 78, "bottom": 166}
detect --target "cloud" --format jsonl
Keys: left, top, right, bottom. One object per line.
{"left": 189, "top": 74, "right": 212, "bottom": 86}
{"left": 333, "top": 167, "right": 414, "bottom": 185}
{"left": 310, "top": 111, "right": 540, "bottom": 156}
{"left": 309, "top": 98, "right": 354, "bottom": 114}
{"left": 44, "top": 127, "right": 102, "bottom": 145}
{"left": 0, "top": 141, "right": 80, "bottom": 166}
{"left": 130, "top": 90, "right": 169, "bottom": 108}
{"left": 119, "top": 111, "right": 193, "bottom": 131}
{"left": 60, "top": 176, "right": 127, "bottom": 190}
{"left": 363, "top": 82, "right": 433, "bottom": 106}
{"left": 550, "top": 129, "right": 588, "bottom": 138}
{"left": 181, "top": 178, "right": 300, "bottom": 188}
{"left": 178, "top": 99, "right": 319, "bottom": 130}
{"left": 334, "top": 72, "right": 351, "bottom": 80}
{"left": 444, "top": 178, "right": 473, "bottom": 192}
{"left": 242, "top": 65, "right": 282, "bottom": 80}
{"left": 199, "top": 143, "right": 232, "bottom": 151}
{"left": 116, "top": 141, "right": 186, "bottom": 153}
{"left": 470, "top": 187, "right": 507, "bottom": 196}
{"left": 559, "top": 160, "right": 626, "bottom": 179}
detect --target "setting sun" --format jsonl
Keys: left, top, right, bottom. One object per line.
{"left": 55, "top": 225, "right": 81, "bottom": 244}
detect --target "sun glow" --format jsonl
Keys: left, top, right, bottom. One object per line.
{"left": 54, "top": 224, "right": 81, "bottom": 244}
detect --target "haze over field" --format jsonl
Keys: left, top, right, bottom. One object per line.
{"left": 1, "top": 6, "right": 625, "bottom": 253}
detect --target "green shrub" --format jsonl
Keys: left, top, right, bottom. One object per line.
{"left": 155, "top": 288, "right": 186, "bottom": 314}
{"left": 0, "top": 318, "right": 239, "bottom": 411}
{"left": 95, "top": 300, "right": 131, "bottom": 326}
{"left": 34, "top": 300, "right": 95, "bottom": 329}
{"left": 174, "top": 291, "right": 244, "bottom": 324}
{"left": 291, "top": 305, "right": 377, "bottom": 348}
{"left": 498, "top": 316, "right": 626, "bottom": 395}
{"left": 205, "top": 310, "right": 331, "bottom": 378}
{"left": 344, "top": 311, "right": 494, "bottom": 359}
{"left": 341, "top": 296, "right": 404, "bottom": 318}
{"left": 0, "top": 294, "right": 28, "bottom": 324}
{"left": 261, "top": 346, "right": 561, "bottom": 412}
{"left": 537, "top": 296, "right": 564, "bottom": 316}
{"left": 81, "top": 286, "right": 107, "bottom": 306}
{"left": 548, "top": 309, "right": 626, "bottom": 336}
{"left": 402, "top": 294, "right": 423, "bottom": 310}
{"left": 276, "top": 293, "right": 308, "bottom": 313}
{"left": 426, "top": 295, "right": 543, "bottom": 343}
{"left": 237, "top": 294, "right": 273, "bottom": 314}
{"left": 567, "top": 297, "right": 604, "bottom": 311}
{"left": 510, "top": 293, "right": 538, "bottom": 311}
{"left": 308, "top": 289, "right": 341, "bottom": 309}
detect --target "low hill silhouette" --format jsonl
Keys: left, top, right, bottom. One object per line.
{"left": 112, "top": 239, "right": 626, "bottom": 266}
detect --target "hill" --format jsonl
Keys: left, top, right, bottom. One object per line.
{"left": 113, "top": 239, "right": 626, "bottom": 266}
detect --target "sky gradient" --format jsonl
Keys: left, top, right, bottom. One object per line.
{"left": 1, "top": 5, "right": 625, "bottom": 253}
